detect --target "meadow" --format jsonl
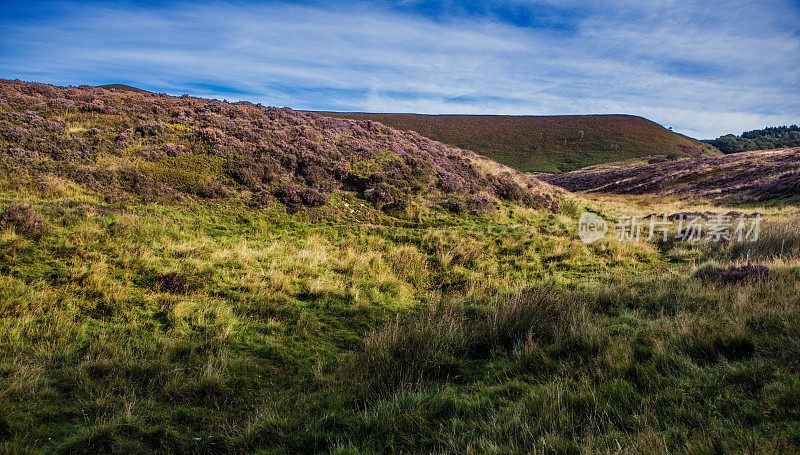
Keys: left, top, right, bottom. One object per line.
{"left": 1, "top": 174, "right": 798, "bottom": 454}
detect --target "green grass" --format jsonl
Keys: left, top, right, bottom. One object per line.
{"left": 314, "top": 113, "right": 720, "bottom": 173}
{"left": 0, "top": 180, "right": 799, "bottom": 453}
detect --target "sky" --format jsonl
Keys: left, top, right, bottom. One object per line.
{"left": 1, "top": 0, "right": 799, "bottom": 139}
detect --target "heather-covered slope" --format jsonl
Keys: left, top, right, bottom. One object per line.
{"left": 316, "top": 112, "right": 719, "bottom": 173}
{"left": 539, "top": 147, "right": 800, "bottom": 202}
{"left": 0, "top": 80, "right": 562, "bottom": 218}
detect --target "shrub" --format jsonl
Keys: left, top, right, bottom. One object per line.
{"left": 693, "top": 263, "right": 774, "bottom": 284}
{"left": 249, "top": 187, "right": 273, "bottom": 207}
{"left": 0, "top": 203, "right": 46, "bottom": 240}
{"left": 195, "top": 127, "right": 225, "bottom": 145}
{"left": 155, "top": 272, "right": 189, "bottom": 294}
{"left": 163, "top": 143, "right": 186, "bottom": 157}
{"left": 493, "top": 178, "right": 525, "bottom": 201}
{"left": 364, "top": 185, "right": 394, "bottom": 204}
{"left": 119, "top": 168, "right": 162, "bottom": 201}
{"left": 135, "top": 121, "right": 164, "bottom": 137}
{"left": 648, "top": 156, "right": 669, "bottom": 164}
{"left": 194, "top": 181, "right": 231, "bottom": 199}
{"left": 436, "top": 171, "right": 467, "bottom": 193}
{"left": 21, "top": 82, "right": 58, "bottom": 98}
{"left": 381, "top": 198, "right": 412, "bottom": 219}
{"left": 298, "top": 163, "right": 335, "bottom": 189}
{"left": 299, "top": 187, "right": 329, "bottom": 207}
{"left": 273, "top": 184, "right": 329, "bottom": 213}
{"left": 442, "top": 195, "right": 495, "bottom": 215}
{"left": 559, "top": 198, "right": 583, "bottom": 218}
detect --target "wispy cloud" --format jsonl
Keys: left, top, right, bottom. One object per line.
{"left": 1, "top": 0, "right": 798, "bottom": 138}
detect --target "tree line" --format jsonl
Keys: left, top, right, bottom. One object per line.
{"left": 704, "top": 125, "right": 800, "bottom": 154}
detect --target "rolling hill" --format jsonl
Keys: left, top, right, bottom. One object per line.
{"left": 315, "top": 112, "right": 719, "bottom": 173}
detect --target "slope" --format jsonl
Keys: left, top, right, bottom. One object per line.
{"left": 0, "top": 80, "right": 562, "bottom": 218}
{"left": 315, "top": 112, "right": 719, "bottom": 173}
{"left": 539, "top": 147, "right": 800, "bottom": 203}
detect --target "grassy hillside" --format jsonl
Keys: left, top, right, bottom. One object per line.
{"left": 540, "top": 147, "right": 800, "bottom": 203}
{"left": 1, "top": 81, "right": 799, "bottom": 453}
{"left": 316, "top": 113, "right": 719, "bottom": 173}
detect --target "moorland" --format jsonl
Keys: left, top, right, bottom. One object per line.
{"left": 0, "top": 80, "right": 798, "bottom": 454}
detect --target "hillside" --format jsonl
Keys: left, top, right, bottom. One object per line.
{"left": 316, "top": 112, "right": 719, "bottom": 173}
{"left": 539, "top": 147, "right": 800, "bottom": 202}
{"left": 0, "top": 80, "right": 562, "bottom": 218}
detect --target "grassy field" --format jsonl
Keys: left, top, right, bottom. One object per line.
{"left": 314, "top": 113, "right": 719, "bottom": 173}
{"left": 1, "top": 174, "right": 799, "bottom": 454}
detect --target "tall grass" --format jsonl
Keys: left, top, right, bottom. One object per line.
{"left": 0, "top": 181, "right": 798, "bottom": 453}
{"left": 729, "top": 217, "right": 800, "bottom": 261}
{"left": 343, "top": 290, "right": 570, "bottom": 398}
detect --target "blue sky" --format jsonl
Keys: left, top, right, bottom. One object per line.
{"left": 1, "top": 0, "right": 799, "bottom": 138}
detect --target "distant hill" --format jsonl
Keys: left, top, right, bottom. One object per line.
{"left": 96, "top": 84, "right": 150, "bottom": 93}
{"left": 539, "top": 147, "right": 800, "bottom": 203}
{"left": 315, "top": 113, "right": 719, "bottom": 173}
{"left": 703, "top": 125, "right": 800, "bottom": 154}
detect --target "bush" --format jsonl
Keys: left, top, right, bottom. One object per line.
{"left": 226, "top": 160, "right": 263, "bottom": 189}
{"left": 442, "top": 195, "right": 495, "bottom": 214}
{"left": 273, "top": 184, "right": 329, "bottom": 213}
{"left": 0, "top": 203, "right": 46, "bottom": 240}
{"left": 558, "top": 198, "right": 583, "bottom": 218}
{"left": 364, "top": 185, "right": 394, "bottom": 204}
{"left": 381, "top": 198, "right": 412, "bottom": 219}
{"left": 493, "top": 178, "right": 525, "bottom": 201}
{"left": 693, "top": 263, "right": 774, "bottom": 284}
{"left": 155, "top": 272, "right": 190, "bottom": 294}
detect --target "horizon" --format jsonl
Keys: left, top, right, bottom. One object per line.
{"left": 2, "top": 0, "right": 799, "bottom": 139}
